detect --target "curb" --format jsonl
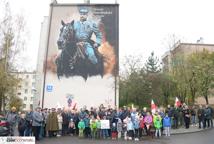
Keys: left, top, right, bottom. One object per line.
{"left": 171, "top": 127, "right": 213, "bottom": 135}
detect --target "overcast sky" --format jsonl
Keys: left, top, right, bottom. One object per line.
{"left": 7, "top": 0, "right": 214, "bottom": 71}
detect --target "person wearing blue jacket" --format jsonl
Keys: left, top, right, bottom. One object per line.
{"left": 133, "top": 116, "right": 140, "bottom": 141}
{"left": 73, "top": 7, "right": 102, "bottom": 65}
{"left": 163, "top": 113, "right": 171, "bottom": 136}
{"left": 83, "top": 114, "right": 91, "bottom": 138}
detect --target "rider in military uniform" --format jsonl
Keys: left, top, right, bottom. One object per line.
{"left": 73, "top": 7, "right": 102, "bottom": 64}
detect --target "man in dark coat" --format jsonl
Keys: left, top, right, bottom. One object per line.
{"left": 61, "top": 108, "right": 69, "bottom": 135}
{"left": 204, "top": 105, "right": 212, "bottom": 128}
{"left": 18, "top": 113, "right": 27, "bottom": 136}
{"left": 197, "top": 105, "right": 204, "bottom": 129}
{"left": 183, "top": 105, "right": 190, "bottom": 129}
{"left": 25, "top": 109, "right": 33, "bottom": 136}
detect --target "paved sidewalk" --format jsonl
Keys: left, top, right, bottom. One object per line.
{"left": 170, "top": 125, "right": 212, "bottom": 135}
{"left": 14, "top": 125, "right": 212, "bottom": 136}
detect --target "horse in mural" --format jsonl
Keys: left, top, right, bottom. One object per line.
{"left": 55, "top": 20, "right": 104, "bottom": 80}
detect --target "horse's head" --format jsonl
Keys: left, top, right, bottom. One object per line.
{"left": 57, "top": 20, "right": 75, "bottom": 50}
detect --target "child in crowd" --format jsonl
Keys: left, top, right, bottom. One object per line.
{"left": 90, "top": 116, "right": 97, "bottom": 139}
{"left": 84, "top": 114, "right": 91, "bottom": 138}
{"left": 117, "top": 118, "right": 123, "bottom": 139}
{"left": 127, "top": 117, "right": 134, "bottom": 140}
{"left": 96, "top": 118, "right": 101, "bottom": 139}
{"left": 111, "top": 123, "right": 117, "bottom": 140}
{"left": 78, "top": 118, "right": 85, "bottom": 138}
{"left": 101, "top": 116, "right": 109, "bottom": 139}
{"left": 123, "top": 117, "right": 128, "bottom": 140}
{"left": 133, "top": 115, "right": 140, "bottom": 141}
{"left": 69, "top": 119, "right": 75, "bottom": 136}
{"left": 163, "top": 113, "right": 171, "bottom": 136}
{"left": 154, "top": 113, "right": 162, "bottom": 138}
{"left": 139, "top": 115, "right": 145, "bottom": 139}
{"left": 144, "top": 112, "right": 153, "bottom": 136}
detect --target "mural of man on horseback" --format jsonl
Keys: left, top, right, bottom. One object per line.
{"left": 42, "top": 4, "right": 118, "bottom": 108}
{"left": 55, "top": 6, "right": 104, "bottom": 80}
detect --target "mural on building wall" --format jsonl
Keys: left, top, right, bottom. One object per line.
{"left": 46, "top": 4, "right": 119, "bottom": 80}
{"left": 43, "top": 4, "right": 119, "bottom": 109}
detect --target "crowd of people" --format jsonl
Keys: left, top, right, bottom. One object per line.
{"left": 4, "top": 103, "right": 214, "bottom": 141}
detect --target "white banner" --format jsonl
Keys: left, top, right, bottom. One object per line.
{"left": 101, "top": 120, "right": 110, "bottom": 129}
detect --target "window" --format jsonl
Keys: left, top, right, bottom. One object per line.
{"left": 17, "top": 92, "right": 21, "bottom": 95}
{"left": 25, "top": 82, "right": 28, "bottom": 86}
{"left": 25, "top": 89, "right": 28, "bottom": 94}
{"left": 30, "top": 104, "right": 33, "bottom": 110}
{"left": 32, "top": 82, "right": 36, "bottom": 87}
{"left": 18, "top": 85, "right": 22, "bottom": 89}
{"left": 24, "top": 97, "right": 27, "bottom": 101}
{"left": 31, "top": 97, "right": 33, "bottom": 101}
{"left": 23, "top": 104, "right": 26, "bottom": 108}
{"left": 26, "top": 75, "right": 29, "bottom": 79}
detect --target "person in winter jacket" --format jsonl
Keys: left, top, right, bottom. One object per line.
{"left": 111, "top": 123, "right": 117, "bottom": 139}
{"left": 6, "top": 107, "right": 18, "bottom": 136}
{"left": 127, "top": 117, "right": 134, "bottom": 140}
{"left": 163, "top": 113, "right": 171, "bottom": 136}
{"left": 117, "top": 118, "right": 123, "bottom": 139}
{"left": 139, "top": 115, "right": 145, "bottom": 139}
{"left": 204, "top": 105, "right": 212, "bottom": 128}
{"left": 57, "top": 113, "right": 63, "bottom": 136}
{"left": 153, "top": 113, "right": 162, "bottom": 138}
{"left": 78, "top": 118, "right": 85, "bottom": 138}
{"left": 32, "top": 107, "right": 43, "bottom": 140}
{"left": 122, "top": 117, "right": 128, "bottom": 140}
{"left": 197, "top": 105, "right": 204, "bottom": 129}
{"left": 68, "top": 118, "right": 75, "bottom": 135}
{"left": 133, "top": 115, "right": 140, "bottom": 141}
{"left": 84, "top": 114, "right": 91, "bottom": 138}
{"left": 18, "top": 113, "right": 27, "bottom": 136}
{"left": 25, "top": 109, "right": 33, "bottom": 136}
{"left": 144, "top": 112, "right": 153, "bottom": 136}
{"left": 90, "top": 116, "right": 97, "bottom": 139}
{"left": 61, "top": 108, "right": 69, "bottom": 136}
{"left": 183, "top": 105, "right": 191, "bottom": 129}
{"left": 96, "top": 118, "right": 101, "bottom": 139}
{"left": 46, "top": 108, "right": 59, "bottom": 137}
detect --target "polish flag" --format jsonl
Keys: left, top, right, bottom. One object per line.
{"left": 151, "top": 99, "right": 157, "bottom": 114}
{"left": 175, "top": 97, "right": 181, "bottom": 107}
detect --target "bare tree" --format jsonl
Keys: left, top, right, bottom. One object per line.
{"left": 0, "top": 1, "right": 27, "bottom": 112}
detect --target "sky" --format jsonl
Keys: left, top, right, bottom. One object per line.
{"left": 6, "top": 0, "right": 214, "bottom": 71}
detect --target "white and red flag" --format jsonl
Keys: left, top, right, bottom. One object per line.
{"left": 151, "top": 99, "right": 157, "bottom": 114}
{"left": 175, "top": 97, "right": 181, "bottom": 107}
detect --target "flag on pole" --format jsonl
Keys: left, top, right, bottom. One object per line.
{"left": 71, "top": 101, "right": 77, "bottom": 110}
{"left": 175, "top": 97, "right": 181, "bottom": 107}
{"left": 151, "top": 99, "right": 157, "bottom": 114}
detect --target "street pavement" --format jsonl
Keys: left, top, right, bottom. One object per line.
{"left": 170, "top": 125, "right": 204, "bottom": 134}
{"left": 37, "top": 127, "right": 214, "bottom": 144}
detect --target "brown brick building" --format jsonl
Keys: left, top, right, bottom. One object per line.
{"left": 162, "top": 41, "right": 214, "bottom": 104}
